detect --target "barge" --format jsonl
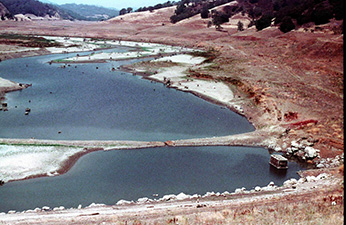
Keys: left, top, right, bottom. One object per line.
{"left": 269, "top": 154, "right": 288, "bottom": 169}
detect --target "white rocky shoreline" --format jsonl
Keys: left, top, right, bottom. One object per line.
{"left": 0, "top": 170, "right": 341, "bottom": 216}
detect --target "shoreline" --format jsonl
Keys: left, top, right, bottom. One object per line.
{"left": 120, "top": 65, "right": 243, "bottom": 115}
{"left": 0, "top": 128, "right": 273, "bottom": 184}
{"left": 7, "top": 148, "right": 103, "bottom": 183}
{"left": 0, "top": 78, "right": 29, "bottom": 103}
{"left": 0, "top": 167, "right": 342, "bottom": 222}
{"left": 0, "top": 138, "right": 166, "bottom": 183}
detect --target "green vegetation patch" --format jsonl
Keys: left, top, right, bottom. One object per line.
{"left": 140, "top": 46, "right": 153, "bottom": 52}
{"left": 51, "top": 58, "right": 68, "bottom": 63}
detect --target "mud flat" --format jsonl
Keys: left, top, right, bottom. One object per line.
{"left": 0, "top": 77, "right": 27, "bottom": 96}
{"left": 43, "top": 36, "right": 193, "bottom": 63}
{"left": 121, "top": 53, "right": 246, "bottom": 115}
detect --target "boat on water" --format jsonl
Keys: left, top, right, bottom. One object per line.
{"left": 269, "top": 154, "right": 288, "bottom": 169}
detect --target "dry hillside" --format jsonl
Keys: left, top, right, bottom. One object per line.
{"left": 108, "top": 6, "right": 175, "bottom": 25}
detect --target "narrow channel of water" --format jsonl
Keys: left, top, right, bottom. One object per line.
{"left": 0, "top": 146, "right": 303, "bottom": 212}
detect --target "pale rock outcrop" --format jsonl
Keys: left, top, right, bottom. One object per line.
{"left": 116, "top": 200, "right": 134, "bottom": 206}
{"left": 285, "top": 138, "right": 320, "bottom": 161}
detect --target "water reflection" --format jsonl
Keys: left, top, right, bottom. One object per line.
{"left": 269, "top": 165, "right": 288, "bottom": 177}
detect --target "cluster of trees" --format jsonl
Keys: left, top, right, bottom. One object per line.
{"left": 170, "top": 0, "right": 234, "bottom": 23}
{"left": 237, "top": 0, "right": 343, "bottom": 32}
{"left": 168, "top": 0, "right": 343, "bottom": 33}
{"left": 0, "top": 0, "right": 57, "bottom": 17}
{"left": 119, "top": 1, "right": 177, "bottom": 16}
{"left": 0, "top": 0, "right": 82, "bottom": 20}
{"left": 119, "top": 7, "right": 133, "bottom": 15}
{"left": 207, "top": 4, "right": 242, "bottom": 30}
{"left": 136, "top": 1, "right": 177, "bottom": 13}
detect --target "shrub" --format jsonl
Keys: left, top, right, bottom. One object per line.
{"left": 279, "top": 16, "right": 295, "bottom": 33}
{"left": 255, "top": 13, "right": 273, "bottom": 31}
{"left": 312, "top": 1, "right": 333, "bottom": 25}
{"left": 119, "top": 8, "right": 127, "bottom": 15}
{"left": 212, "top": 11, "right": 229, "bottom": 29}
{"left": 237, "top": 21, "right": 244, "bottom": 31}
{"left": 201, "top": 8, "right": 209, "bottom": 19}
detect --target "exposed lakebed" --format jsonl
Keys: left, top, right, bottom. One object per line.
{"left": 0, "top": 43, "right": 304, "bottom": 212}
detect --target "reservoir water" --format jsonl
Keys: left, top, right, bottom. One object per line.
{"left": 0, "top": 146, "right": 303, "bottom": 212}
{"left": 0, "top": 49, "right": 254, "bottom": 141}
{"left": 0, "top": 47, "right": 304, "bottom": 212}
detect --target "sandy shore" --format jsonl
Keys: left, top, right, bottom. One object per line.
{"left": 122, "top": 53, "right": 246, "bottom": 115}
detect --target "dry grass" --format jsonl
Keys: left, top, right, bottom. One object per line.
{"left": 110, "top": 182, "right": 344, "bottom": 225}
{"left": 110, "top": 203, "right": 343, "bottom": 225}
